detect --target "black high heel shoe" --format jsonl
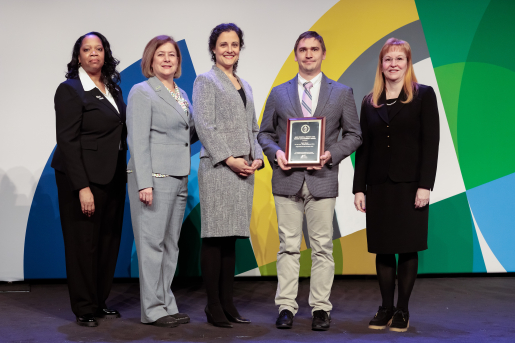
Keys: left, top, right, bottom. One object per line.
{"left": 205, "top": 305, "right": 233, "bottom": 328}
{"left": 223, "top": 310, "right": 251, "bottom": 324}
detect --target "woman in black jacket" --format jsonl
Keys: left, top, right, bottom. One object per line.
{"left": 353, "top": 38, "right": 439, "bottom": 332}
{"left": 52, "top": 32, "right": 126, "bottom": 327}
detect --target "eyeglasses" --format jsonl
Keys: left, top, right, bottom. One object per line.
{"left": 383, "top": 57, "right": 406, "bottom": 63}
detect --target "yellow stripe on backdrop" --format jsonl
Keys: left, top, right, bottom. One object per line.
{"left": 251, "top": 0, "right": 420, "bottom": 269}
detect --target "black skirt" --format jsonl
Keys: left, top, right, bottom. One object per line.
{"left": 366, "top": 177, "right": 428, "bottom": 254}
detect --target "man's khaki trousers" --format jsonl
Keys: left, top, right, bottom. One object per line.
{"left": 274, "top": 181, "right": 336, "bottom": 315}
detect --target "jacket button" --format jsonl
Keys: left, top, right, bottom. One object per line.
{"left": 185, "top": 125, "right": 189, "bottom": 130}
{"left": 185, "top": 143, "right": 188, "bottom": 147}
{"left": 387, "top": 135, "right": 389, "bottom": 138}
{"left": 387, "top": 125, "right": 389, "bottom": 128}
{"left": 120, "top": 122, "right": 123, "bottom": 125}
{"left": 388, "top": 145, "right": 390, "bottom": 147}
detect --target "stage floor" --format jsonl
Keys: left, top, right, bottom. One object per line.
{"left": 1, "top": 277, "right": 514, "bottom": 342}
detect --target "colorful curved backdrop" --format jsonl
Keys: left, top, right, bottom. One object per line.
{"left": 23, "top": 0, "right": 515, "bottom": 279}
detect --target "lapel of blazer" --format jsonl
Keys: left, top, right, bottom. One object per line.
{"left": 115, "top": 93, "right": 126, "bottom": 122}
{"left": 212, "top": 65, "right": 247, "bottom": 112}
{"left": 147, "top": 76, "right": 188, "bottom": 124}
{"left": 313, "top": 73, "right": 332, "bottom": 117}
{"left": 212, "top": 66, "right": 254, "bottom": 133}
{"left": 85, "top": 86, "right": 122, "bottom": 119}
{"left": 234, "top": 74, "right": 247, "bottom": 110}
{"left": 76, "top": 75, "right": 121, "bottom": 119}
{"left": 234, "top": 75, "right": 253, "bottom": 131}
{"left": 287, "top": 75, "right": 304, "bottom": 118}
{"left": 375, "top": 90, "right": 389, "bottom": 124}
{"left": 388, "top": 88, "right": 407, "bottom": 122}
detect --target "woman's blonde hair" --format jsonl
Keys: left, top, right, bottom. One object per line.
{"left": 141, "top": 35, "right": 182, "bottom": 79}
{"left": 369, "top": 37, "right": 418, "bottom": 108}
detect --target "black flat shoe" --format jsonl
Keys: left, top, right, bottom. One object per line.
{"left": 368, "top": 306, "right": 395, "bottom": 330}
{"left": 389, "top": 309, "right": 410, "bottom": 332}
{"left": 312, "top": 310, "right": 330, "bottom": 331}
{"left": 94, "top": 308, "right": 121, "bottom": 319}
{"left": 224, "top": 310, "right": 251, "bottom": 324}
{"left": 76, "top": 313, "right": 98, "bottom": 327}
{"left": 276, "top": 309, "right": 293, "bottom": 329}
{"left": 205, "top": 305, "right": 233, "bottom": 328}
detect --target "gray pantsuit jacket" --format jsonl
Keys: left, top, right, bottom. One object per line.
{"left": 126, "top": 76, "right": 196, "bottom": 323}
{"left": 193, "top": 65, "right": 263, "bottom": 238}
{"left": 127, "top": 77, "right": 196, "bottom": 187}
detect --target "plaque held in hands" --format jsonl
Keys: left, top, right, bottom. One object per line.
{"left": 284, "top": 117, "right": 326, "bottom": 168}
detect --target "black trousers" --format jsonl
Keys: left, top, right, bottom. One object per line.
{"left": 55, "top": 152, "right": 126, "bottom": 317}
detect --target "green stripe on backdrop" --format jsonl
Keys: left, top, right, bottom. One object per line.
{"left": 235, "top": 237, "right": 259, "bottom": 275}
{"left": 415, "top": 0, "right": 491, "bottom": 68}
{"left": 457, "top": 62, "right": 515, "bottom": 189}
{"left": 433, "top": 63, "right": 466, "bottom": 159}
{"left": 259, "top": 260, "right": 277, "bottom": 276}
{"left": 417, "top": 0, "right": 515, "bottom": 190}
{"left": 419, "top": 192, "right": 475, "bottom": 273}
{"left": 466, "top": 0, "right": 515, "bottom": 74}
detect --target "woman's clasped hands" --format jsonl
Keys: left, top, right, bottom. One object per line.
{"left": 225, "top": 156, "right": 262, "bottom": 177}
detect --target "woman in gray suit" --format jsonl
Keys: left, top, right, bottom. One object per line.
{"left": 126, "top": 35, "right": 197, "bottom": 328}
{"left": 193, "top": 23, "right": 263, "bottom": 328}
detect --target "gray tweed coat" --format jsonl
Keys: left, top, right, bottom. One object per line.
{"left": 192, "top": 65, "right": 263, "bottom": 238}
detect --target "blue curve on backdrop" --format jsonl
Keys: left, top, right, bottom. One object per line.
{"left": 23, "top": 40, "right": 199, "bottom": 279}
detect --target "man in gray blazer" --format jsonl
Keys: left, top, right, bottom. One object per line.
{"left": 258, "top": 31, "right": 362, "bottom": 331}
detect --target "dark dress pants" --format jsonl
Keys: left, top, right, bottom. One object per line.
{"left": 55, "top": 151, "right": 126, "bottom": 317}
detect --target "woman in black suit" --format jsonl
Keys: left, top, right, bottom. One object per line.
{"left": 353, "top": 38, "right": 439, "bottom": 332}
{"left": 51, "top": 32, "right": 127, "bottom": 327}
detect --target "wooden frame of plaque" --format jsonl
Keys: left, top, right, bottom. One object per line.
{"left": 285, "top": 117, "right": 326, "bottom": 168}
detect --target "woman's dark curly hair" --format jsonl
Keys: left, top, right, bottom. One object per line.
{"left": 208, "top": 23, "right": 244, "bottom": 72}
{"left": 65, "top": 31, "right": 121, "bottom": 98}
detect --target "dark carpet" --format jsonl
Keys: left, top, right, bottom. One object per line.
{"left": 0, "top": 277, "right": 514, "bottom": 342}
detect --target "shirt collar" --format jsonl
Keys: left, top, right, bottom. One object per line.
{"left": 79, "top": 67, "right": 111, "bottom": 98}
{"left": 78, "top": 67, "right": 98, "bottom": 91}
{"left": 298, "top": 72, "right": 322, "bottom": 87}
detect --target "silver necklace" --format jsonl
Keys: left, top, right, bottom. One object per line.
{"left": 386, "top": 100, "right": 397, "bottom": 106}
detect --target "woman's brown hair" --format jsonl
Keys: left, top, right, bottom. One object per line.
{"left": 141, "top": 35, "right": 182, "bottom": 79}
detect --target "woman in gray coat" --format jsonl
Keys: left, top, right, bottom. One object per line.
{"left": 193, "top": 23, "right": 263, "bottom": 328}
{"left": 127, "top": 35, "right": 197, "bottom": 328}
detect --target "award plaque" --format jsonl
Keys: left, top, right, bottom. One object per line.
{"left": 285, "top": 117, "right": 326, "bottom": 168}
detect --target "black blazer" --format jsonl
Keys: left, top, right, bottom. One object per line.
{"left": 353, "top": 84, "right": 439, "bottom": 193}
{"left": 51, "top": 78, "right": 127, "bottom": 191}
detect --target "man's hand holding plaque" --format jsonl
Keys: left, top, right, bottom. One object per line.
{"left": 307, "top": 150, "right": 331, "bottom": 170}
{"left": 284, "top": 117, "right": 326, "bottom": 168}
{"left": 276, "top": 150, "right": 291, "bottom": 171}
{"left": 276, "top": 149, "right": 331, "bottom": 171}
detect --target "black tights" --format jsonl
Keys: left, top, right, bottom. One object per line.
{"left": 376, "top": 252, "right": 418, "bottom": 312}
{"left": 201, "top": 237, "right": 238, "bottom": 322}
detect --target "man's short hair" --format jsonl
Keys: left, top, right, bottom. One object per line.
{"left": 294, "top": 31, "right": 326, "bottom": 54}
